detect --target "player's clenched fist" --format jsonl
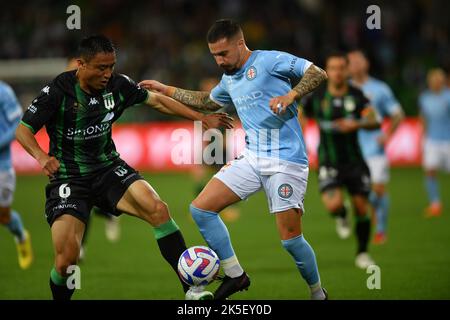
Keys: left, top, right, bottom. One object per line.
{"left": 138, "top": 80, "right": 169, "bottom": 95}
{"left": 37, "top": 155, "right": 60, "bottom": 177}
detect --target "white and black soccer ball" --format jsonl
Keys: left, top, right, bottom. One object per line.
{"left": 177, "top": 246, "right": 220, "bottom": 286}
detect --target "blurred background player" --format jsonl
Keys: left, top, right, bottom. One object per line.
{"left": 419, "top": 68, "right": 450, "bottom": 217}
{"left": 348, "top": 50, "right": 404, "bottom": 245}
{"left": 140, "top": 19, "right": 328, "bottom": 300}
{"left": 0, "top": 80, "right": 33, "bottom": 269}
{"left": 66, "top": 56, "right": 121, "bottom": 261}
{"left": 300, "top": 52, "right": 380, "bottom": 269}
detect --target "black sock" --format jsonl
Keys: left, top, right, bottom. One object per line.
{"left": 355, "top": 215, "right": 371, "bottom": 254}
{"left": 331, "top": 206, "right": 347, "bottom": 219}
{"left": 156, "top": 229, "right": 190, "bottom": 293}
{"left": 49, "top": 278, "right": 75, "bottom": 300}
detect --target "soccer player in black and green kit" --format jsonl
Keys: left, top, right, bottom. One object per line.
{"left": 15, "top": 35, "right": 233, "bottom": 300}
{"left": 300, "top": 52, "right": 380, "bottom": 269}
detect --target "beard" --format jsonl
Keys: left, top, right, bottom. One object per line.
{"left": 221, "top": 64, "right": 238, "bottom": 75}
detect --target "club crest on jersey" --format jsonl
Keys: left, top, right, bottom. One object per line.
{"left": 278, "top": 183, "right": 293, "bottom": 199}
{"left": 246, "top": 66, "right": 257, "bottom": 80}
{"left": 102, "top": 92, "right": 115, "bottom": 110}
{"left": 344, "top": 96, "right": 356, "bottom": 112}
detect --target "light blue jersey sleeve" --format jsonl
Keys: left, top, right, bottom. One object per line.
{"left": 0, "top": 82, "right": 23, "bottom": 149}
{"left": 210, "top": 79, "right": 233, "bottom": 107}
{"left": 269, "top": 51, "right": 312, "bottom": 84}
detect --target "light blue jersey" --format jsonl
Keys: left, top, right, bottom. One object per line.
{"left": 419, "top": 89, "right": 450, "bottom": 141}
{"left": 0, "top": 81, "right": 23, "bottom": 170}
{"left": 210, "top": 50, "right": 311, "bottom": 166}
{"left": 352, "top": 77, "right": 401, "bottom": 158}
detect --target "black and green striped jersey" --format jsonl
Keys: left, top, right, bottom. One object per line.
{"left": 301, "top": 84, "right": 370, "bottom": 167}
{"left": 21, "top": 70, "right": 148, "bottom": 179}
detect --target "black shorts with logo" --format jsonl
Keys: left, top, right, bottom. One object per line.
{"left": 45, "top": 159, "right": 143, "bottom": 226}
{"left": 318, "top": 162, "right": 371, "bottom": 196}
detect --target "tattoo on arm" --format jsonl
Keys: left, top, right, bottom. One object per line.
{"left": 293, "top": 65, "right": 328, "bottom": 99}
{"left": 172, "top": 88, "right": 221, "bottom": 111}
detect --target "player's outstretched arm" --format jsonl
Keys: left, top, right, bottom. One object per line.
{"left": 139, "top": 80, "right": 222, "bottom": 111}
{"left": 291, "top": 65, "right": 328, "bottom": 99}
{"left": 379, "top": 110, "right": 404, "bottom": 145}
{"left": 269, "top": 65, "right": 327, "bottom": 114}
{"left": 359, "top": 106, "right": 381, "bottom": 130}
{"left": 15, "top": 123, "right": 60, "bottom": 177}
{"left": 145, "top": 90, "right": 233, "bottom": 129}
{"left": 333, "top": 106, "right": 381, "bottom": 133}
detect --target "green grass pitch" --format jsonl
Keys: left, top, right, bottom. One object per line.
{"left": 1, "top": 168, "right": 449, "bottom": 299}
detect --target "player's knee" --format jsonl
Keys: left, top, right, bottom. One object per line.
{"left": 55, "top": 237, "right": 80, "bottom": 257}
{"left": 373, "top": 184, "right": 385, "bottom": 196}
{"left": 192, "top": 197, "right": 225, "bottom": 213}
{"left": 55, "top": 257, "right": 77, "bottom": 277}
{"left": 54, "top": 245, "right": 80, "bottom": 276}
{"left": 191, "top": 197, "right": 208, "bottom": 211}
{"left": 324, "top": 200, "right": 343, "bottom": 213}
{"left": 426, "top": 169, "right": 437, "bottom": 177}
{"left": 354, "top": 203, "right": 369, "bottom": 216}
{"left": 280, "top": 227, "right": 301, "bottom": 240}
{"left": 140, "top": 199, "right": 170, "bottom": 226}
{"left": 322, "top": 191, "right": 342, "bottom": 212}
{"left": 0, "top": 207, "right": 11, "bottom": 224}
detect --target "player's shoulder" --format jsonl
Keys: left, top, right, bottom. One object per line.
{"left": 370, "top": 77, "right": 393, "bottom": 93}
{"left": 0, "top": 80, "right": 14, "bottom": 96}
{"left": 49, "top": 70, "right": 77, "bottom": 94}
{"left": 258, "top": 50, "right": 298, "bottom": 61}
{"left": 419, "top": 89, "right": 431, "bottom": 100}
{"left": 113, "top": 73, "right": 135, "bottom": 84}
{"left": 111, "top": 73, "right": 140, "bottom": 90}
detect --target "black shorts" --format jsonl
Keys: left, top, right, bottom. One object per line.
{"left": 318, "top": 163, "right": 371, "bottom": 196}
{"left": 45, "top": 160, "right": 144, "bottom": 226}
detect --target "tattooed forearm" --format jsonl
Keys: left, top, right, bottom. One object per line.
{"left": 292, "top": 65, "right": 328, "bottom": 99}
{"left": 172, "top": 88, "right": 221, "bottom": 111}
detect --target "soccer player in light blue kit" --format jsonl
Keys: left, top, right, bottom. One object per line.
{"left": 0, "top": 80, "right": 33, "bottom": 269}
{"left": 140, "top": 19, "right": 328, "bottom": 300}
{"left": 419, "top": 68, "right": 450, "bottom": 217}
{"left": 348, "top": 50, "right": 404, "bottom": 244}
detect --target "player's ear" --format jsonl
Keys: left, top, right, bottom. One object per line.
{"left": 77, "top": 58, "right": 86, "bottom": 69}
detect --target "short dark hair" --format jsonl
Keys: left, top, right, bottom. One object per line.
{"left": 77, "top": 35, "right": 115, "bottom": 61}
{"left": 325, "top": 51, "right": 349, "bottom": 65}
{"left": 206, "top": 19, "right": 242, "bottom": 43}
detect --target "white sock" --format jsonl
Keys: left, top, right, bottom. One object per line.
{"left": 310, "top": 282, "right": 326, "bottom": 300}
{"left": 221, "top": 255, "right": 244, "bottom": 278}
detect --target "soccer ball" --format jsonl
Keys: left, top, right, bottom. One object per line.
{"left": 178, "top": 246, "right": 220, "bottom": 286}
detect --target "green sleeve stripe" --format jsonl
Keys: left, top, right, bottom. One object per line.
{"left": 20, "top": 121, "right": 36, "bottom": 134}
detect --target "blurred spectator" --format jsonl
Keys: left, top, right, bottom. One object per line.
{"left": 1, "top": 0, "right": 448, "bottom": 120}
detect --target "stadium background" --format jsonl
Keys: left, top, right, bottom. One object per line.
{"left": 0, "top": 0, "right": 449, "bottom": 299}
